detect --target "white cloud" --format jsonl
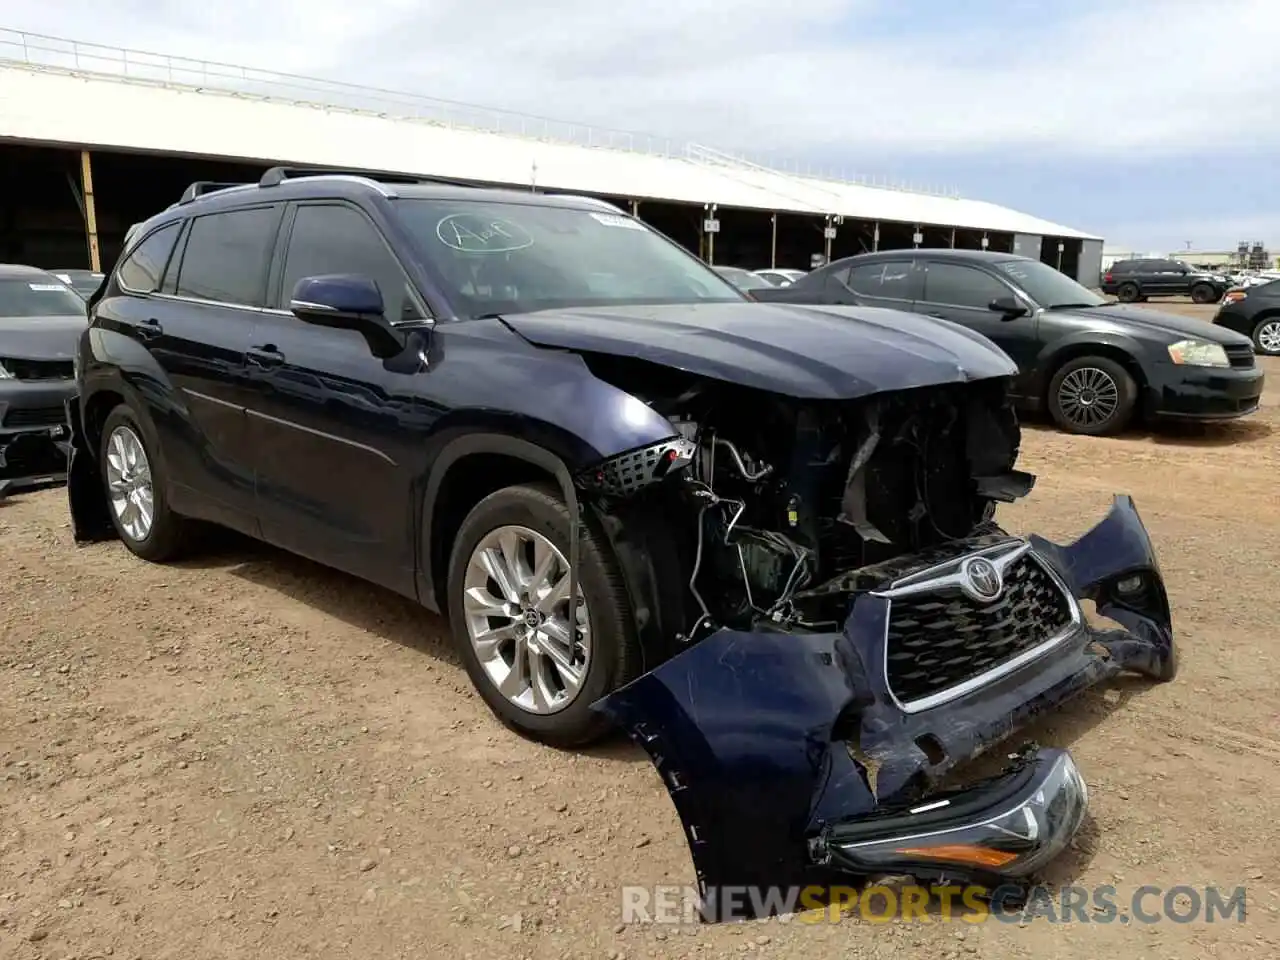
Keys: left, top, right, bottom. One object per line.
{"left": 3, "top": 0, "right": 1279, "bottom": 161}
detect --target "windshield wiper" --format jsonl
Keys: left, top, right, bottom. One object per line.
{"left": 1045, "top": 302, "right": 1104, "bottom": 310}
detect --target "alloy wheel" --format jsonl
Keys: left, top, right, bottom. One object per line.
{"left": 461, "top": 524, "right": 590, "bottom": 715}
{"left": 1056, "top": 366, "right": 1121, "bottom": 430}
{"left": 1256, "top": 320, "right": 1280, "bottom": 355}
{"left": 105, "top": 424, "right": 155, "bottom": 541}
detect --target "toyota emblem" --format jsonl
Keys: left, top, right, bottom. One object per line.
{"left": 960, "top": 556, "right": 1003, "bottom": 603}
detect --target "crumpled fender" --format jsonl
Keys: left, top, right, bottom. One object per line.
{"left": 592, "top": 495, "right": 1175, "bottom": 906}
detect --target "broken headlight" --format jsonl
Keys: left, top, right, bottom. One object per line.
{"left": 816, "top": 749, "right": 1087, "bottom": 880}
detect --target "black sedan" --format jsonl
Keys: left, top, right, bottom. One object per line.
{"left": 1213, "top": 282, "right": 1280, "bottom": 356}
{"left": 0, "top": 264, "right": 85, "bottom": 496}
{"left": 754, "top": 249, "right": 1264, "bottom": 435}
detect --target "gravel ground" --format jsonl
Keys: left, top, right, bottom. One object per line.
{"left": 2, "top": 302, "right": 1279, "bottom": 959}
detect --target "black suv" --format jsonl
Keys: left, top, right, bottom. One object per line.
{"left": 1101, "top": 258, "right": 1231, "bottom": 304}
{"left": 754, "top": 249, "right": 1263, "bottom": 435}
{"left": 65, "top": 168, "right": 1180, "bottom": 899}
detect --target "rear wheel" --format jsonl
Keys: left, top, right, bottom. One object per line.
{"left": 445, "top": 482, "right": 641, "bottom": 747}
{"left": 1190, "top": 283, "right": 1217, "bottom": 304}
{"left": 1252, "top": 317, "right": 1280, "bottom": 356}
{"left": 98, "top": 405, "right": 189, "bottom": 561}
{"left": 1116, "top": 282, "right": 1140, "bottom": 303}
{"left": 1047, "top": 355, "right": 1138, "bottom": 436}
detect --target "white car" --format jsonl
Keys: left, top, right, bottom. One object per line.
{"left": 753, "top": 268, "right": 807, "bottom": 287}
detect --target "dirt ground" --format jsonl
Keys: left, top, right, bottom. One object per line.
{"left": 2, "top": 301, "right": 1278, "bottom": 960}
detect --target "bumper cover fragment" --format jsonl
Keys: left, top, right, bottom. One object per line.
{"left": 594, "top": 495, "right": 1175, "bottom": 920}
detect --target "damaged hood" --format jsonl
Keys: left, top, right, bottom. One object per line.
{"left": 0, "top": 315, "right": 86, "bottom": 361}
{"left": 499, "top": 302, "right": 1017, "bottom": 400}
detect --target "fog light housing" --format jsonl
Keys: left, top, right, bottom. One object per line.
{"left": 1115, "top": 574, "right": 1145, "bottom": 595}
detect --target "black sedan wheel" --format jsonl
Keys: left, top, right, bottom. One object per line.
{"left": 1047, "top": 356, "right": 1138, "bottom": 436}
{"left": 1253, "top": 317, "right": 1280, "bottom": 356}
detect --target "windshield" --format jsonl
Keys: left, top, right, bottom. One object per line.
{"left": 994, "top": 260, "right": 1107, "bottom": 309}
{"left": 0, "top": 277, "right": 87, "bottom": 317}
{"left": 394, "top": 198, "right": 745, "bottom": 317}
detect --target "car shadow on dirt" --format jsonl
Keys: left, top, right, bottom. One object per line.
{"left": 171, "top": 525, "right": 457, "bottom": 662}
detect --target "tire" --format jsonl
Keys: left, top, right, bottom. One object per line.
{"left": 1116, "top": 282, "right": 1140, "bottom": 303}
{"left": 98, "top": 404, "right": 190, "bottom": 561}
{"left": 1190, "top": 283, "right": 1217, "bottom": 305}
{"left": 445, "top": 482, "right": 642, "bottom": 747}
{"left": 1252, "top": 316, "right": 1280, "bottom": 356}
{"left": 1047, "top": 355, "right": 1139, "bottom": 436}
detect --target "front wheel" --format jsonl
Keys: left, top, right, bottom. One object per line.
{"left": 1252, "top": 317, "right": 1280, "bottom": 356}
{"left": 1047, "top": 356, "right": 1138, "bottom": 436}
{"left": 445, "top": 483, "right": 642, "bottom": 747}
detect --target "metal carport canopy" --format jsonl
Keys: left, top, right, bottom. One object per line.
{"left": 0, "top": 57, "right": 1101, "bottom": 241}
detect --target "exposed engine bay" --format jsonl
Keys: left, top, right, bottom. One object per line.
{"left": 578, "top": 358, "right": 1037, "bottom": 640}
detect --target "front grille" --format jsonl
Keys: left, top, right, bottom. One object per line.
{"left": 3, "top": 405, "right": 67, "bottom": 428}
{"left": 2, "top": 357, "right": 74, "bottom": 380}
{"left": 884, "top": 551, "right": 1075, "bottom": 707}
{"left": 1224, "top": 343, "right": 1255, "bottom": 369}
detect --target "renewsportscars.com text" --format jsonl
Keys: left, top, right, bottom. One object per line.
{"left": 621, "top": 883, "right": 1248, "bottom": 925}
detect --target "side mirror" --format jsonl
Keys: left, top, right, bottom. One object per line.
{"left": 289, "top": 275, "right": 403, "bottom": 358}
{"left": 988, "top": 295, "right": 1029, "bottom": 319}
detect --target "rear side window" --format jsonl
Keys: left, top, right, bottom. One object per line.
{"left": 844, "top": 260, "right": 916, "bottom": 299}
{"left": 174, "top": 206, "right": 279, "bottom": 307}
{"left": 117, "top": 222, "right": 181, "bottom": 294}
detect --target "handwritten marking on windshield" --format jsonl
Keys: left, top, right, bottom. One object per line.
{"left": 436, "top": 214, "right": 535, "bottom": 253}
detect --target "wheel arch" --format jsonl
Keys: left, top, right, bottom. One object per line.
{"left": 1034, "top": 338, "right": 1149, "bottom": 410}
{"left": 418, "top": 432, "right": 585, "bottom": 613}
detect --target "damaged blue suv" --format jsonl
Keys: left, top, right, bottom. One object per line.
{"left": 66, "top": 168, "right": 1177, "bottom": 914}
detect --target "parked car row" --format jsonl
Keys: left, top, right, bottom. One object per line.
{"left": 60, "top": 168, "right": 1176, "bottom": 903}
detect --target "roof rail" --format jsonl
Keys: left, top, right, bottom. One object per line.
{"left": 258, "top": 166, "right": 474, "bottom": 189}
{"left": 179, "top": 181, "right": 249, "bottom": 204}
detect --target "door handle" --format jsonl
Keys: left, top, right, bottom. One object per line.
{"left": 246, "top": 346, "right": 285, "bottom": 368}
{"left": 135, "top": 318, "right": 163, "bottom": 340}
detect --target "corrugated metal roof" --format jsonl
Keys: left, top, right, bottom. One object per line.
{"left": 0, "top": 57, "right": 1102, "bottom": 241}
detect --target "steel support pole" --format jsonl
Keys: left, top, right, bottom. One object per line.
{"left": 80, "top": 150, "right": 100, "bottom": 272}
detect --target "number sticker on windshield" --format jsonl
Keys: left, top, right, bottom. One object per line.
{"left": 436, "top": 214, "right": 535, "bottom": 253}
{"left": 29, "top": 283, "right": 67, "bottom": 291}
{"left": 589, "top": 212, "right": 646, "bottom": 230}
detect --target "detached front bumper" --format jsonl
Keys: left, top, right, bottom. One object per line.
{"left": 0, "top": 380, "right": 75, "bottom": 499}
{"left": 594, "top": 495, "right": 1175, "bottom": 920}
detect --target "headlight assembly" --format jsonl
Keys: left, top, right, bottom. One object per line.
{"left": 1167, "top": 339, "right": 1229, "bottom": 367}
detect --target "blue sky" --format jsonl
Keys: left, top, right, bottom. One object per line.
{"left": 6, "top": 0, "right": 1278, "bottom": 252}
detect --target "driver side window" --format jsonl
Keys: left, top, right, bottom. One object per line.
{"left": 921, "top": 263, "right": 1011, "bottom": 309}
{"left": 278, "top": 203, "right": 425, "bottom": 322}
